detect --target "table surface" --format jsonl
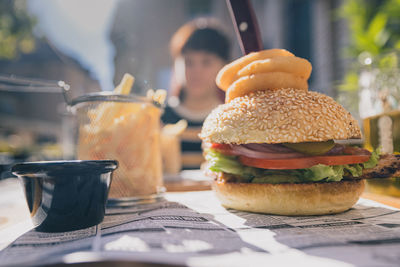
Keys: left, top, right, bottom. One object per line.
{"left": 1, "top": 177, "right": 400, "bottom": 251}
{"left": 164, "top": 176, "right": 400, "bottom": 209}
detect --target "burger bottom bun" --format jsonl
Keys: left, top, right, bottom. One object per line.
{"left": 212, "top": 179, "right": 365, "bottom": 216}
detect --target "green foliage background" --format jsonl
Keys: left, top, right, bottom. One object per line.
{"left": 339, "top": 0, "right": 400, "bottom": 91}
{"left": 0, "top": 0, "right": 36, "bottom": 60}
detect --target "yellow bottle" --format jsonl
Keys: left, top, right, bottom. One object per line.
{"left": 363, "top": 110, "right": 400, "bottom": 197}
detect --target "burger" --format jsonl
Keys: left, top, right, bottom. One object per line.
{"left": 199, "top": 49, "right": 390, "bottom": 216}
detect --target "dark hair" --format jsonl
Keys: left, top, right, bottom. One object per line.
{"left": 170, "top": 18, "right": 231, "bottom": 61}
{"left": 181, "top": 28, "right": 230, "bottom": 61}
{"left": 170, "top": 18, "right": 230, "bottom": 102}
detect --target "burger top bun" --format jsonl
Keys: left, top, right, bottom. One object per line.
{"left": 200, "top": 88, "right": 361, "bottom": 144}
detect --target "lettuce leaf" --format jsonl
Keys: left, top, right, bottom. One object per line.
{"left": 206, "top": 148, "right": 380, "bottom": 184}
{"left": 205, "top": 150, "right": 258, "bottom": 182}
{"left": 303, "top": 164, "right": 344, "bottom": 182}
{"left": 363, "top": 149, "right": 380, "bottom": 169}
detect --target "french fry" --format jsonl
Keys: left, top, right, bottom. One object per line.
{"left": 162, "top": 119, "right": 187, "bottom": 136}
{"left": 147, "top": 88, "right": 167, "bottom": 106}
{"left": 160, "top": 120, "right": 187, "bottom": 175}
{"left": 146, "top": 89, "right": 155, "bottom": 100}
{"left": 114, "top": 73, "right": 135, "bottom": 95}
{"left": 92, "top": 73, "right": 135, "bottom": 129}
{"left": 153, "top": 89, "right": 167, "bottom": 105}
{"left": 78, "top": 73, "right": 164, "bottom": 197}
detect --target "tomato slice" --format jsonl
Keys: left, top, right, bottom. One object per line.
{"left": 210, "top": 143, "right": 372, "bottom": 169}
{"left": 210, "top": 143, "right": 236, "bottom": 155}
{"left": 239, "top": 154, "right": 371, "bottom": 170}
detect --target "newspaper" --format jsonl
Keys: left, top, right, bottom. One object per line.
{"left": 1, "top": 190, "right": 400, "bottom": 267}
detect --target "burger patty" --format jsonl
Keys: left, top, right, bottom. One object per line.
{"left": 348, "top": 154, "right": 400, "bottom": 179}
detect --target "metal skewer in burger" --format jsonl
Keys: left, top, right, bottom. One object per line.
{"left": 200, "top": 48, "right": 399, "bottom": 215}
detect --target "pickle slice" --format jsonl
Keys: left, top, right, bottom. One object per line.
{"left": 283, "top": 140, "right": 335, "bottom": 155}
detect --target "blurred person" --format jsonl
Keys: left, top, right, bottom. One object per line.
{"left": 162, "top": 18, "right": 231, "bottom": 170}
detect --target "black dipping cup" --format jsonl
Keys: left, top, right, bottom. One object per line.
{"left": 12, "top": 160, "right": 118, "bottom": 232}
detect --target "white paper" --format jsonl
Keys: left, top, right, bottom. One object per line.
{"left": 1, "top": 190, "right": 400, "bottom": 267}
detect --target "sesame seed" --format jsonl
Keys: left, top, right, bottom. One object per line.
{"left": 200, "top": 88, "right": 361, "bottom": 144}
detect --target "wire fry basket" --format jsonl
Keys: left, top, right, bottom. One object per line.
{"left": 69, "top": 93, "right": 164, "bottom": 199}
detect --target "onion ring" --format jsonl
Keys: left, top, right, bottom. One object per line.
{"left": 231, "top": 145, "right": 306, "bottom": 159}
{"left": 225, "top": 72, "right": 308, "bottom": 102}
{"left": 237, "top": 56, "right": 312, "bottom": 79}
{"left": 216, "top": 49, "right": 294, "bottom": 91}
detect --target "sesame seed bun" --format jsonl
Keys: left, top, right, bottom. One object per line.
{"left": 200, "top": 88, "right": 361, "bottom": 144}
{"left": 213, "top": 177, "right": 365, "bottom": 215}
